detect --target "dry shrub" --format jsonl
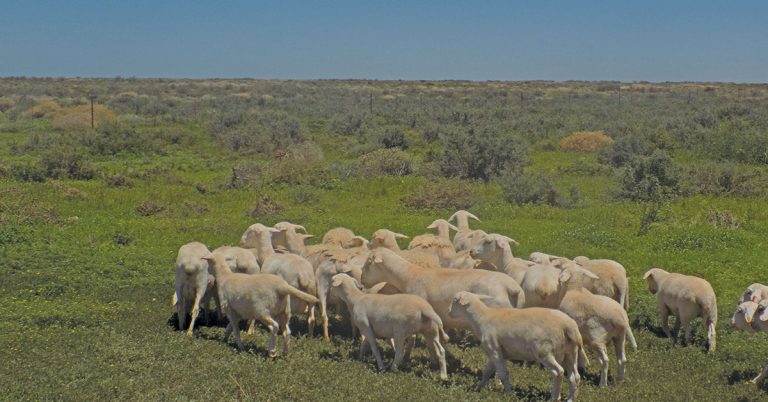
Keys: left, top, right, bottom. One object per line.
{"left": 51, "top": 181, "right": 87, "bottom": 200}
{"left": 249, "top": 194, "right": 283, "bottom": 217}
{"left": 136, "top": 200, "right": 167, "bottom": 217}
{"left": 707, "top": 209, "right": 739, "bottom": 229}
{"left": 105, "top": 174, "right": 135, "bottom": 188}
{"left": 559, "top": 130, "right": 613, "bottom": 152}
{"left": 51, "top": 105, "right": 117, "bottom": 129}
{"left": 356, "top": 148, "right": 412, "bottom": 177}
{"left": 23, "top": 99, "right": 61, "bottom": 118}
{"left": 0, "top": 96, "right": 14, "bottom": 112}
{"left": 401, "top": 178, "right": 476, "bottom": 210}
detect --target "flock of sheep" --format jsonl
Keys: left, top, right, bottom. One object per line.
{"left": 172, "top": 210, "right": 767, "bottom": 401}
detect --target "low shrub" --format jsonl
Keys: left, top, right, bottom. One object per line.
{"left": 618, "top": 150, "right": 680, "bottom": 201}
{"left": 22, "top": 98, "right": 61, "bottom": 119}
{"left": 707, "top": 209, "right": 739, "bottom": 229}
{"left": 135, "top": 201, "right": 167, "bottom": 217}
{"left": 356, "top": 148, "right": 412, "bottom": 177}
{"left": 10, "top": 162, "right": 47, "bottom": 182}
{"left": 559, "top": 130, "right": 613, "bottom": 152}
{"left": 401, "top": 178, "right": 477, "bottom": 210}
{"left": 51, "top": 104, "right": 116, "bottom": 129}
{"left": 249, "top": 194, "right": 284, "bottom": 217}
{"left": 499, "top": 169, "right": 578, "bottom": 207}
{"left": 598, "top": 135, "right": 656, "bottom": 167}
{"left": 39, "top": 150, "right": 96, "bottom": 180}
{"left": 440, "top": 128, "right": 530, "bottom": 182}
{"left": 685, "top": 162, "right": 767, "bottom": 197}
{"left": 105, "top": 174, "right": 135, "bottom": 188}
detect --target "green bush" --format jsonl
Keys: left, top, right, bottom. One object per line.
{"left": 39, "top": 150, "right": 96, "bottom": 180}
{"left": 10, "top": 162, "right": 47, "bottom": 182}
{"left": 499, "top": 169, "right": 567, "bottom": 206}
{"left": 618, "top": 150, "right": 680, "bottom": 201}
{"left": 684, "top": 162, "right": 767, "bottom": 197}
{"left": 440, "top": 128, "right": 530, "bottom": 182}
{"left": 598, "top": 135, "right": 656, "bottom": 167}
{"left": 210, "top": 109, "right": 305, "bottom": 155}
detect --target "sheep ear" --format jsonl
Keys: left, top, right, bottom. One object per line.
{"left": 582, "top": 269, "right": 599, "bottom": 280}
{"left": 294, "top": 224, "right": 306, "bottom": 233}
{"left": 394, "top": 232, "right": 409, "bottom": 240}
{"left": 456, "top": 293, "right": 471, "bottom": 306}
{"left": 373, "top": 256, "right": 383, "bottom": 264}
{"left": 301, "top": 234, "right": 315, "bottom": 240}
{"left": 331, "top": 276, "right": 344, "bottom": 287}
{"left": 268, "top": 227, "right": 280, "bottom": 233}
{"left": 467, "top": 211, "right": 480, "bottom": 221}
{"left": 559, "top": 270, "right": 572, "bottom": 283}
{"left": 505, "top": 236, "right": 519, "bottom": 246}
{"left": 642, "top": 270, "right": 654, "bottom": 280}
{"left": 367, "top": 282, "right": 387, "bottom": 294}
{"left": 426, "top": 221, "right": 438, "bottom": 229}
{"left": 448, "top": 223, "right": 459, "bottom": 231}
{"left": 201, "top": 253, "right": 214, "bottom": 261}
{"left": 347, "top": 236, "right": 367, "bottom": 247}
{"left": 448, "top": 211, "right": 459, "bottom": 222}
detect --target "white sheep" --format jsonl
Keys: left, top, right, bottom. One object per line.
{"left": 449, "top": 210, "right": 482, "bottom": 251}
{"left": 469, "top": 233, "right": 531, "bottom": 283}
{"left": 448, "top": 291, "right": 583, "bottom": 401}
{"left": 330, "top": 273, "right": 448, "bottom": 379}
{"left": 271, "top": 221, "right": 310, "bottom": 253}
{"left": 370, "top": 228, "right": 443, "bottom": 270}
{"left": 731, "top": 300, "right": 768, "bottom": 385}
{"left": 241, "top": 223, "right": 319, "bottom": 336}
{"left": 426, "top": 218, "right": 459, "bottom": 240}
{"left": 212, "top": 246, "right": 261, "bottom": 274}
{"left": 314, "top": 248, "right": 372, "bottom": 341}
{"left": 558, "top": 262, "right": 637, "bottom": 386}
{"left": 174, "top": 242, "right": 213, "bottom": 336}
{"left": 740, "top": 283, "right": 768, "bottom": 304}
{"left": 529, "top": 252, "right": 563, "bottom": 265}
{"left": 203, "top": 253, "right": 319, "bottom": 356}
{"left": 321, "top": 227, "right": 356, "bottom": 247}
{"left": 571, "top": 256, "right": 629, "bottom": 310}
{"left": 360, "top": 247, "right": 525, "bottom": 332}
{"left": 643, "top": 267, "right": 717, "bottom": 352}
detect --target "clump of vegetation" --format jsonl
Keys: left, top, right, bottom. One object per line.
{"left": 707, "top": 209, "right": 739, "bottom": 229}
{"left": 618, "top": 150, "right": 680, "bottom": 202}
{"left": 22, "top": 98, "right": 61, "bottom": 119}
{"left": 401, "top": 178, "right": 477, "bottom": 210}
{"left": 249, "top": 194, "right": 283, "bottom": 217}
{"left": 598, "top": 136, "right": 656, "bottom": 167}
{"left": 105, "top": 174, "right": 135, "bottom": 188}
{"left": 51, "top": 104, "right": 117, "bottom": 129}
{"left": 210, "top": 108, "right": 305, "bottom": 155}
{"left": 135, "top": 200, "right": 167, "bottom": 216}
{"left": 685, "top": 162, "right": 767, "bottom": 197}
{"left": 440, "top": 128, "right": 530, "bottom": 182}
{"left": 499, "top": 169, "right": 579, "bottom": 207}
{"left": 559, "top": 130, "right": 613, "bottom": 152}
{"left": 356, "top": 148, "right": 412, "bottom": 177}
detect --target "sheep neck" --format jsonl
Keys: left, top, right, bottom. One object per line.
{"left": 255, "top": 236, "right": 276, "bottom": 264}
{"left": 373, "top": 257, "right": 413, "bottom": 291}
{"left": 498, "top": 248, "right": 516, "bottom": 272}
{"left": 455, "top": 216, "right": 470, "bottom": 231}
{"left": 436, "top": 225, "right": 450, "bottom": 240}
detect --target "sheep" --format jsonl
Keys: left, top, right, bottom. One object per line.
{"left": 570, "top": 256, "right": 629, "bottom": 310}
{"left": 448, "top": 291, "right": 583, "bottom": 401}
{"left": 518, "top": 263, "right": 564, "bottom": 308}
{"left": 530, "top": 252, "right": 563, "bottom": 265}
{"left": 740, "top": 283, "right": 768, "bottom": 304}
{"left": 322, "top": 227, "right": 356, "bottom": 247}
{"left": 330, "top": 273, "right": 448, "bottom": 379}
{"left": 370, "top": 228, "right": 443, "bottom": 270}
{"left": 449, "top": 210, "right": 482, "bottom": 251}
{"left": 314, "top": 248, "right": 371, "bottom": 341}
{"left": 408, "top": 234, "right": 480, "bottom": 269}
{"left": 203, "top": 253, "right": 319, "bottom": 356}
{"left": 212, "top": 246, "right": 261, "bottom": 274}
{"left": 469, "top": 233, "right": 532, "bottom": 283}
{"left": 360, "top": 247, "right": 525, "bottom": 332}
{"left": 557, "top": 262, "right": 637, "bottom": 387}
{"left": 174, "top": 241, "right": 212, "bottom": 336}
{"left": 426, "top": 219, "right": 459, "bottom": 240}
{"left": 731, "top": 300, "right": 768, "bottom": 385}
{"left": 241, "top": 223, "right": 319, "bottom": 336}
{"left": 271, "top": 221, "right": 310, "bottom": 254}
{"left": 643, "top": 267, "right": 717, "bottom": 352}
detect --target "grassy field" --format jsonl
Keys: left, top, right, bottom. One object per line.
{"left": 2, "top": 78, "right": 768, "bottom": 400}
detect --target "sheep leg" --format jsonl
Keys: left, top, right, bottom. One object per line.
{"left": 478, "top": 360, "right": 496, "bottom": 390}
{"left": 262, "top": 316, "right": 280, "bottom": 358}
{"left": 542, "top": 354, "right": 565, "bottom": 400}
{"left": 359, "top": 333, "right": 369, "bottom": 359}
{"left": 566, "top": 346, "right": 581, "bottom": 402}
{"left": 595, "top": 344, "right": 610, "bottom": 387}
{"left": 403, "top": 335, "right": 416, "bottom": 363}
{"left": 390, "top": 333, "right": 406, "bottom": 372}
{"left": 222, "top": 322, "right": 234, "bottom": 342}
{"left": 491, "top": 353, "right": 511, "bottom": 393}
{"left": 658, "top": 304, "right": 671, "bottom": 339}
{"left": 177, "top": 297, "right": 188, "bottom": 332}
{"left": 682, "top": 319, "right": 693, "bottom": 347}
{"left": 751, "top": 363, "right": 768, "bottom": 385}
{"left": 319, "top": 292, "right": 330, "bottom": 341}
{"left": 280, "top": 314, "right": 291, "bottom": 357}
{"left": 230, "top": 313, "right": 246, "bottom": 351}
{"left": 246, "top": 320, "right": 257, "bottom": 335}
{"left": 361, "top": 327, "right": 386, "bottom": 371}
{"left": 186, "top": 289, "right": 204, "bottom": 336}
{"left": 213, "top": 291, "right": 222, "bottom": 323}
{"left": 307, "top": 305, "right": 316, "bottom": 337}
{"left": 671, "top": 316, "right": 681, "bottom": 344}
{"left": 614, "top": 335, "right": 627, "bottom": 383}
{"left": 428, "top": 335, "right": 448, "bottom": 381}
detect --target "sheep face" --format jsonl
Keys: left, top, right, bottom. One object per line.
{"left": 643, "top": 268, "right": 662, "bottom": 295}
{"left": 359, "top": 251, "right": 388, "bottom": 289}
{"left": 241, "top": 223, "right": 279, "bottom": 248}
{"left": 740, "top": 284, "right": 765, "bottom": 304}
{"left": 732, "top": 301, "right": 759, "bottom": 332}
{"left": 448, "top": 291, "right": 474, "bottom": 319}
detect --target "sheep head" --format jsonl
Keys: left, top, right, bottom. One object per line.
{"left": 642, "top": 268, "right": 667, "bottom": 295}
{"left": 240, "top": 223, "right": 280, "bottom": 248}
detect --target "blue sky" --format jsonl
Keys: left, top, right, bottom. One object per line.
{"left": 1, "top": 1, "right": 766, "bottom": 82}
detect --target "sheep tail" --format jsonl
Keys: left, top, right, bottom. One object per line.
{"left": 566, "top": 325, "right": 589, "bottom": 368}
{"left": 626, "top": 325, "right": 638, "bottom": 351}
{"left": 510, "top": 287, "right": 526, "bottom": 308}
{"left": 284, "top": 285, "right": 320, "bottom": 305}
{"left": 171, "top": 291, "right": 178, "bottom": 306}
{"left": 422, "top": 309, "right": 449, "bottom": 343}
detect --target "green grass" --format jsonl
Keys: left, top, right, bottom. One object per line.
{"left": 3, "top": 79, "right": 768, "bottom": 401}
